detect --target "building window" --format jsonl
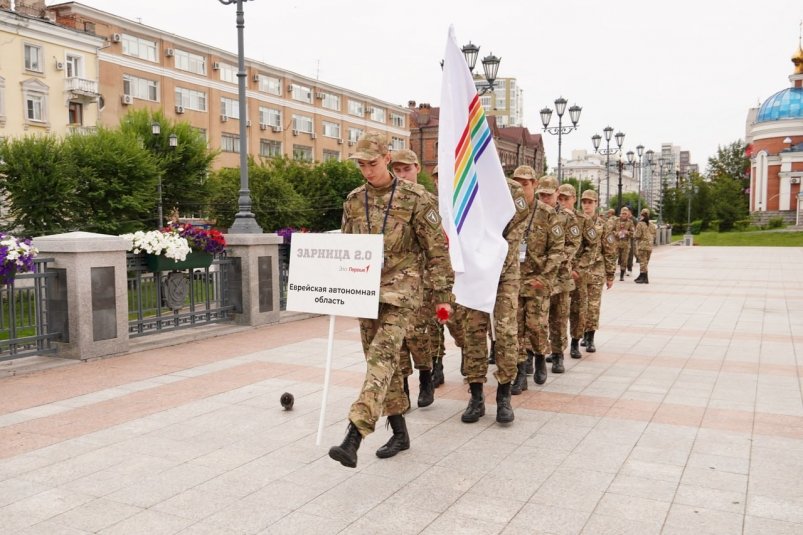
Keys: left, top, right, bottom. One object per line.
{"left": 320, "top": 92, "right": 340, "bottom": 111}
{"left": 322, "top": 121, "right": 340, "bottom": 138}
{"left": 123, "top": 74, "right": 158, "bottom": 101}
{"left": 292, "top": 114, "right": 313, "bottom": 133}
{"left": 348, "top": 127, "right": 363, "bottom": 142}
{"left": 257, "top": 74, "right": 281, "bottom": 95}
{"left": 289, "top": 83, "right": 312, "bottom": 103}
{"left": 0, "top": 76, "right": 5, "bottom": 123}
{"left": 323, "top": 150, "right": 340, "bottom": 162}
{"left": 175, "top": 87, "right": 207, "bottom": 111}
{"left": 348, "top": 100, "right": 363, "bottom": 116}
{"left": 390, "top": 137, "right": 405, "bottom": 150}
{"left": 221, "top": 133, "right": 240, "bottom": 153}
{"left": 369, "top": 106, "right": 386, "bottom": 123}
{"left": 260, "top": 139, "right": 282, "bottom": 158}
{"left": 121, "top": 34, "right": 157, "bottom": 62}
{"left": 65, "top": 55, "right": 83, "bottom": 78}
{"left": 219, "top": 63, "right": 237, "bottom": 84}
{"left": 391, "top": 112, "right": 405, "bottom": 128}
{"left": 495, "top": 96, "right": 506, "bottom": 109}
{"left": 22, "top": 79, "right": 49, "bottom": 124}
{"left": 220, "top": 97, "right": 240, "bottom": 119}
{"left": 258, "top": 106, "right": 281, "bottom": 127}
{"left": 68, "top": 102, "right": 83, "bottom": 125}
{"left": 293, "top": 145, "right": 313, "bottom": 161}
{"left": 24, "top": 44, "right": 42, "bottom": 72}
{"left": 174, "top": 49, "right": 206, "bottom": 75}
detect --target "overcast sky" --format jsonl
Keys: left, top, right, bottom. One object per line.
{"left": 64, "top": 0, "right": 801, "bottom": 170}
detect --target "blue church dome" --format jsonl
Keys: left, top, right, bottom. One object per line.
{"left": 756, "top": 87, "right": 803, "bottom": 122}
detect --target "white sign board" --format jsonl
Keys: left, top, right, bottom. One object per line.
{"left": 286, "top": 233, "right": 383, "bottom": 319}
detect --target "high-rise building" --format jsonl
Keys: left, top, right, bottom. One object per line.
{"left": 475, "top": 77, "right": 523, "bottom": 127}
{"left": 561, "top": 149, "right": 638, "bottom": 209}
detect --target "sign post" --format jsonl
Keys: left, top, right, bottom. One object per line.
{"left": 285, "top": 233, "right": 383, "bottom": 445}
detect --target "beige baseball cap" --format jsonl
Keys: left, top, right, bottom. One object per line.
{"left": 536, "top": 176, "right": 558, "bottom": 194}
{"left": 581, "top": 190, "right": 598, "bottom": 201}
{"left": 390, "top": 149, "right": 419, "bottom": 166}
{"left": 432, "top": 165, "right": 439, "bottom": 176}
{"left": 512, "top": 165, "right": 537, "bottom": 180}
{"left": 349, "top": 133, "right": 388, "bottom": 161}
{"left": 557, "top": 183, "right": 576, "bottom": 197}
{"left": 641, "top": 208, "right": 650, "bottom": 216}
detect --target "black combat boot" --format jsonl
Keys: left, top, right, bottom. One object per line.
{"left": 403, "top": 376, "right": 410, "bottom": 410}
{"left": 525, "top": 350, "right": 535, "bottom": 374}
{"left": 487, "top": 341, "right": 496, "bottom": 365}
{"left": 511, "top": 362, "right": 528, "bottom": 395}
{"left": 620, "top": 269, "right": 625, "bottom": 281}
{"left": 417, "top": 370, "right": 434, "bottom": 408}
{"left": 551, "top": 352, "right": 565, "bottom": 373}
{"left": 580, "top": 332, "right": 588, "bottom": 346}
{"left": 634, "top": 272, "right": 645, "bottom": 283}
{"left": 570, "top": 338, "right": 582, "bottom": 359}
{"left": 461, "top": 383, "right": 485, "bottom": 423}
{"left": 586, "top": 331, "right": 596, "bottom": 352}
{"left": 375, "top": 414, "right": 410, "bottom": 459}
{"left": 642, "top": 272, "right": 649, "bottom": 284}
{"left": 534, "top": 354, "right": 547, "bottom": 385}
{"left": 432, "top": 357, "right": 444, "bottom": 387}
{"left": 496, "top": 382, "right": 515, "bottom": 423}
{"left": 545, "top": 353, "right": 552, "bottom": 363}
{"left": 328, "top": 422, "right": 362, "bottom": 468}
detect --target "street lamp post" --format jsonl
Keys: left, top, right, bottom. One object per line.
{"left": 460, "top": 41, "right": 501, "bottom": 95}
{"left": 219, "top": 0, "right": 262, "bottom": 234}
{"left": 592, "top": 127, "right": 624, "bottom": 208}
{"left": 657, "top": 156, "right": 671, "bottom": 226}
{"left": 615, "top": 156, "right": 625, "bottom": 214}
{"left": 540, "top": 97, "right": 581, "bottom": 184}
{"left": 151, "top": 122, "right": 178, "bottom": 228}
{"left": 644, "top": 149, "right": 655, "bottom": 212}
{"left": 626, "top": 144, "right": 645, "bottom": 215}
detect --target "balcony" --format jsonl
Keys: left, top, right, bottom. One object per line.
{"left": 64, "top": 77, "right": 99, "bottom": 101}
{"left": 68, "top": 125, "right": 97, "bottom": 136}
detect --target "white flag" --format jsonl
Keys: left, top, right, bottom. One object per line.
{"left": 437, "top": 26, "right": 515, "bottom": 313}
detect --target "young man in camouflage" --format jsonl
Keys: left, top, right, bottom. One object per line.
{"left": 546, "top": 183, "right": 583, "bottom": 373}
{"left": 567, "top": 189, "right": 593, "bottom": 359}
{"left": 579, "top": 190, "right": 618, "bottom": 353}
{"left": 634, "top": 208, "right": 656, "bottom": 284}
{"left": 614, "top": 207, "right": 635, "bottom": 281}
{"left": 460, "top": 176, "right": 529, "bottom": 424}
{"left": 329, "top": 134, "right": 453, "bottom": 468}
{"left": 516, "top": 174, "right": 563, "bottom": 387}
{"left": 390, "top": 149, "right": 440, "bottom": 407}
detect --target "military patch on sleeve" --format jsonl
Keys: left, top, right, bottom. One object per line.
{"left": 569, "top": 225, "right": 580, "bottom": 237}
{"left": 606, "top": 234, "right": 615, "bottom": 244}
{"left": 551, "top": 224, "right": 563, "bottom": 237}
{"left": 425, "top": 208, "right": 441, "bottom": 229}
{"left": 514, "top": 196, "right": 527, "bottom": 212}
{"left": 587, "top": 228, "right": 597, "bottom": 239}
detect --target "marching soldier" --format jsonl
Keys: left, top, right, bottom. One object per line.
{"left": 329, "top": 134, "right": 453, "bottom": 468}
{"left": 568, "top": 189, "right": 593, "bottom": 359}
{"left": 460, "top": 177, "right": 529, "bottom": 424}
{"left": 634, "top": 208, "right": 657, "bottom": 284}
{"left": 614, "top": 207, "right": 635, "bottom": 281}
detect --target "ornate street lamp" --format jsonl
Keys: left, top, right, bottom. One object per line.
{"left": 219, "top": 0, "right": 262, "bottom": 233}
{"left": 151, "top": 124, "right": 178, "bottom": 228}
{"left": 540, "top": 97, "right": 582, "bottom": 184}
{"left": 591, "top": 126, "right": 624, "bottom": 208}
{"left": 460, "top": 41, "right": 502, "bottom": 95}
{"left": 626, "top": 144, "right": 645, "bottom": 215}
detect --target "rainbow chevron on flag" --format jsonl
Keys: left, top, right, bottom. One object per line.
{"left": 453, "top": 94, "right": 493, "bottom": 233}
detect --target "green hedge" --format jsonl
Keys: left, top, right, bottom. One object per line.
{"left": 767, "top": 216, "right": 786, "bottom": 229}
{"left": 734, "top": 219, "right": 751, "bottom": 231}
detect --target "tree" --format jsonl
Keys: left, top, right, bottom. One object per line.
{"left": 561, "top": 176, "right": 596, "bottom": 196}
{"left": 706, "top": 140, "right": 750, "bottom": 230}
{"left": 119, "top": 109, "right": 217, "bottom": 223}
{"left": 289, "top": 157, "right": 363, "bottom": 231}
{"left": 0, "top": 136, "right": 76, "bottom": 235}
{"left": 608, "top": 192, "right": 647, "bottom": 214}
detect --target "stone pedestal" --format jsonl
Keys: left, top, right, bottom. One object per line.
{"left": 224, "top": 233, "right": 283, "bottom": 326}
{"left": 33, "top": 232, "right": 130, "bottom": 360}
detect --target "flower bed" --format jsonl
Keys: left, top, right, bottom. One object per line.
{"left": 0, "top": 233, "right": 38, "bottom": 285}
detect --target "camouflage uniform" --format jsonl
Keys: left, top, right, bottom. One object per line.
{"left": 569, "top": 208, "right": 594, "bottom": 341}
{"left": 461, "top": 179, "right": 529, "bottom": 385}
{"left": 518, "top": 197, "right": 563, "bottom": 361}
{"left": 548, "top": 203, "right": 582, "bottom": 354}
{"left": 614, "top": 216, "right": 635, "bottom": 273}
{"left": 634, "top": 214, "right": 657, "bottom": 273}
{"left": 585, "top": 212, "right": 618, "bottom": 333}
{"left": 342, "top": 178, "right": 453, "bottom": 438}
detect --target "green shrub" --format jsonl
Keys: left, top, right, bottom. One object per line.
{"left": 690, "top": 220, "right": 703, "bottom": 235}
{"left": 709, "top": 219, "right": 721, "bottom": 232}
{"left": 734, "top": 219, "right": 751, "bottom": 231}
{"left": 767, "top": 216, "right": 786, "bottom": 229}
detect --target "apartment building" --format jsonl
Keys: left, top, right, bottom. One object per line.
{"left": 475, "top": 77, "right": 523, "bottom": 127}
{"left": 0, "top": 0, "right": 104, "bottom": 139}
{"left": 47, "top": 2, "right": 410, "bottom": 168}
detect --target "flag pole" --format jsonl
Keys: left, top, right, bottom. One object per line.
{"left": 315, "top": 314, "right": 337, "bottom": 446}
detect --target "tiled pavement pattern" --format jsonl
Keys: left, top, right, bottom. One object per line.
{"left": 1, "top": 246, "right": 802, "bottom": 534}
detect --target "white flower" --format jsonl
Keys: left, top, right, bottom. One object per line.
{"left": 122, "top": 230, "right": 191, "bottom": 261}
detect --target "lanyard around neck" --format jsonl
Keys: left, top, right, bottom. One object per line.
{"left": 364, "top": 178, "right": 398, "bottom": 235}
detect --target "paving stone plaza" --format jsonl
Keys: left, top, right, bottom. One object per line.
{"left": 1, "top": 245, "right": 802, "bottom": 534}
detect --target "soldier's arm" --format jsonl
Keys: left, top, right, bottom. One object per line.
{"left": 564, "top": 216, "right": 582, "bottom": 269}
{"left": 602, "top": 231, "right": 618, "bottom": 281}
{"left": 340, "top": 199, "right": 354, "bottom": 233}
{"left": 413, "top": 195, "right": 454, "bottom": 306}
{"left": 541, "top": 210, "right": 564, "bottom": 289}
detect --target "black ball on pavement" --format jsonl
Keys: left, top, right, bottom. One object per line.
{"left": 280, "top": 392, "right": 294, "bottom": 410}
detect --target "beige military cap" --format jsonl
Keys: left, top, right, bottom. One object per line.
{"left": 349, "top": 133, "right": 388, "bottom": 161}
{"left": 390, "top": 149, "right": 419, "bottom": 165}
{"left": 581, "top": 190, "right": 599, "bottom": 201}
{"left": 432, "top": 165, "right": 439, "bottom": 176}
{"left": 557, "top": 183, "right": 576, "bottom": 197}
{"left": 512, "top": 165, "right": 537, "bottom": 180}
{"left": 536, "top": 176, "right": 558, "bottom": 194}
{"left": 641, "top": 208, "right": 650, "bottom": 216}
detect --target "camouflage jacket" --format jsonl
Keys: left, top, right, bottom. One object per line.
{"left": 614, "top": 218, "right": 635, "bottom": 242}
{"left": 500, "top": 178, "right": 530, "bottom": 284}
{"left": 342, "top": 179, "right": 454, "bottom": 309}
{"left": 575, "top": 209, "right": 602, "bottom": 271}
{"left": 552, "top": 205, "right": 582, "bottom": 294}
{"left": 571, "top": 209, "right": 592, "bottom": 273}
{"left": 519, "top": 199, "right": 563, "bottom": 297}
{"left": 589, "top": 214, "right": 618, "bottom": 280}
{"left": 634, "top": 220, "right": 657, "bottom": 250}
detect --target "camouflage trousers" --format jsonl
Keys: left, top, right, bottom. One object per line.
{"left": 585, "top": 271, "right": 606, "bottom": 332}
{"left": 517, "top": 293, "right": 550, "bottom": 359}
{"left": 569, "top": 272, "right": 589, "bottom": 339}
{"left": 548, "top": 290, "right": 571, "bottom": 354}
{"left": 349, "top": 304, "right": 411, "bottom": 438}
{"left": 636, "top": 246, "right": 652, "bottom": 273}
{"left": 446, "top": 304, "right": 466, "bottom": 349}
{"left": 461, "top": 281, "right": 518, "bottom": 385}
{"left": 398, "top": 301, "right": 439, "bottom": 376}
{"left": 617, "top": 241, "right": 630, "bottom": 271}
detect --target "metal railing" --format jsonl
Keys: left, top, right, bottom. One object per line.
{"left": 279, "top": 243, "right": 289, "bottom": 311}
{"left": 0, "top": 258, "right": 61, "bottom": 361}
{"left": 127, "top": 252, "right": 236, "bottom": 337}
